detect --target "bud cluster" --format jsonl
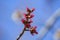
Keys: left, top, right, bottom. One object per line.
{"left": 21, "top": 8, "right": 38, "bottom": 35}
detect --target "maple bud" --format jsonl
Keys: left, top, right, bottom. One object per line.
{"left": 30, "top": 26, "right": 38, "bottom": 35}
{"left": 26, "top": 8, "right": 31, "bottom": 13}
{"left": 32, "top": 8, "right": 35, "bottom": 12}
{"left": 30, "top": 14, "right": 34, "bottom": 18}
{"left": 21, "top": 19, "right": 27, "bottom": 24}
{"left": 25, "top": 24, "right": 31, "bottom": 28}
{"left": 24, "top": 14, "right": 34, "bottom": 19}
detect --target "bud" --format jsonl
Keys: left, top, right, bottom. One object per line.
{"left": 25, "top": 24, "right": 31, "bottom": 28}
{"left": 32, "top": 8, "right": 35, "bottom": 12}
{"left": 30, "top": 26, "right": 38, "bottom": 35}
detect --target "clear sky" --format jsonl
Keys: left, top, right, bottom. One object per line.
{"left": 0, "top": 0, "right": 60, "bottom": 40}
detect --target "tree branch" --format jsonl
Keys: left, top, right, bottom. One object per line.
{"left": 17, "top": 28, "right": 25, "bottom": 40}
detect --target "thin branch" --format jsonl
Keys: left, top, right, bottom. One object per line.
{"left": 17, "top": 28, "right": 25, "bottom": 40}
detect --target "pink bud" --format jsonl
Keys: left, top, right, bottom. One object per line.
{"left": 25, "top": 24, "right": 31, "bottom": 28}
{"left": 21, "top": 19, "right": 27, "bottom": 24}
{"left": 26, "top": 8, "right": 31, "bottom": 13}
{"left": 21, "top": 19, "right": 25, "bottom": 23}
{"left": 30, "top": 26, "right": 38, "bottom": 35}
{"left": 30, "top": 14, "right": 34, "bottom": 18}
{"left": 32, "top": 8, "right": 35, "bottom": 12}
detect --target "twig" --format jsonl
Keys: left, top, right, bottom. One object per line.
{"left": 17, "top": 28, "right": 25, "bottom": 40}
{"left": 16, "top": 8, "right": 38, "bottom": 40}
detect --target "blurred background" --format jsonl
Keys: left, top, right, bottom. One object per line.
{"left": 0, "top": 0, "right": 60, "bottom": 40}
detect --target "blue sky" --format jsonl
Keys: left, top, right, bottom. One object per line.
{"left": 0, "top": 0, "right": 60, "bottom": 40}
